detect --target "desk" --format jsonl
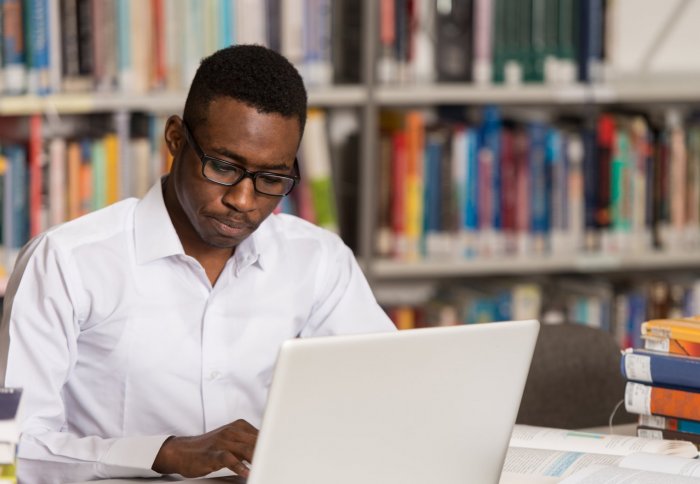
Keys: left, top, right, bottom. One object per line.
{"left": 73, "top": 475, "right": 542, "bottom": 484}
{"left": 68, "top": 424, "right": 641, "bottom": 484}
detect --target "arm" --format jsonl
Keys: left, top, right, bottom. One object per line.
{"left": 300, "top": 237, "right": 396, "bottom": 337}
{"left": 0, "top": 236, "right": 167, "bottom": 482}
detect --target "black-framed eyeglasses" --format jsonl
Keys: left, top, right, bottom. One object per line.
{"left": 182, "top": 122, "right": 300, "bottom": 197}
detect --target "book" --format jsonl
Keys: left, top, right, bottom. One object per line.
{"left": 299, "top": 109, "right": 338, "bottom": 233}
{"left": 626, "top": 381, "right": 700, "bottom": 422}
{"left": 502, "top": 424, "right": 700, "bottom": 483}
{"left": 638, "top": 426, "right": 700, "bottom": 448}
{"left": 642, "top": 317, "right": 700, "bottom": 356}
{"left": 435, "top": 0, "right": 473, "bottom": 82}
{"left": 0, "top": 388, "right": 22, "bottom": 465}
{"left": 639, "top": 414, "right": 700, "bottom": 436}
{"left": 621, "top": 348, "right": 700, "bottom": 390}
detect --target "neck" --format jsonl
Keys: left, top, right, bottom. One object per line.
{"left": 162, "top": 176, "right": 235, "bottom": 285}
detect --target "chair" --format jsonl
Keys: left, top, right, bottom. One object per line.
{"left": 516, "top": 323, "right": 638, "bottom": 429}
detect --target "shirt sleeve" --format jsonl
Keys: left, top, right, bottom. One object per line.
{"left": 0, "top": 235, "right": 168, "bottom": 482}
{"left": 300, "top": 235, "right": 396, "bottom": 338}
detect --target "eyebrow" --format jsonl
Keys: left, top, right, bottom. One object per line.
{"left": 209, "top": 145, "right": 292, "bottom": 172}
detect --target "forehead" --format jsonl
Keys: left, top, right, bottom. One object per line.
{"left": 197, "top": 97, "right": 301, "bottom": 152}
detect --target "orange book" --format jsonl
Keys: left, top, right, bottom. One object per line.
{"left": 644, "top": 334, "right": 700, "bottom": 357}
{"left": 104, "top": 134, "right": 120, "bottom": 205}
{"left": 626, "top": 382, "right": 700, "bottom": 422}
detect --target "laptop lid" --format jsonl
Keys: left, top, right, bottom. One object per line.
{"left": 248, "top": 319, "right": 540, "bottom": 484}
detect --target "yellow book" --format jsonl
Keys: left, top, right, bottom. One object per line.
{"left": 404, "top": 111, "right": 425, "bottom": 262}
{"left": 642, "top": 317, "right": 700, "bottom": 343}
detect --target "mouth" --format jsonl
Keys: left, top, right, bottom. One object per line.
{"left": 210, "top": 216, "right": 252, "bottom": 238}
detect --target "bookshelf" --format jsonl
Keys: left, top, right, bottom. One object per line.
{"left": 353, "top": 0, "right": 700, "bottom": 340}
{"left": 2, "top": 0, "right": 700, "bottom": 341}
{"left": 0, "top": 86, "right": 369, "bottom": 116}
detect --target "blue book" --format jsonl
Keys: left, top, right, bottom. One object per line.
{"left": 423, "top": 134, "right": 442, "bottom": 237}
{"left": 0, "top": 387, "right": 22, "bottom": 420}
{"left": 621, "top": 348, "right": 700, "bottom": 391}
{"left": 465, "top": 128, "right": 479, "bottom": 233}
{"left": 528, "top": 121, "right": 548, "bottom": 241}
{"left": 25, "top": 0, "right": 50, "bottom": 94}
{"left": 639, "top": 414, "right": 700, "bottom": 436}
{"left": 5, "top": 144, "right": 28, "bottom": 251}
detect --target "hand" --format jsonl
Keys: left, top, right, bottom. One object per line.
{"left": 152, "top": 419, "right": 258, "bottom": 478}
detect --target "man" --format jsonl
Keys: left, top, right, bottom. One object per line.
{"left": 0, "top": 45, "right": 394, "bottom": 483}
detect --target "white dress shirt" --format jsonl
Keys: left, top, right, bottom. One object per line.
{"left": 0, "top": 179, "right": 395, "bottom": 483}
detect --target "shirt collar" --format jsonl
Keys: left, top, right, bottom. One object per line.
{"left": 134, "top": 178, "right": 186, "bottom": 264}
{"left": 134, "top": 177, "right": 273, "bottom": 271}
{"left": 234, "top": 216, "right": 272, "bottom": 274}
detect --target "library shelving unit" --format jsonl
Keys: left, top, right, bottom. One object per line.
{"left": 349, "top": 0, "right": 700, "bottom": 338}
{"left": 3, "top": 0, "right": 700, "bottom": 334}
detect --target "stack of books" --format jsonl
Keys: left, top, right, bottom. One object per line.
{"left": 0, "top": 388, "right": 22, "bottom": 483}
{"left": 621, "top": 317, "right": 700, "bottom": 448}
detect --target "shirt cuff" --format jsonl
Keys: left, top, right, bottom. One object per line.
{"left": 99, "top": 434, "right": 171, "bottom": 476}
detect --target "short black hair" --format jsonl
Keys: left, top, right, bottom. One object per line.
{"left": 183, "top": 44, "right": 308, "bottom": 136}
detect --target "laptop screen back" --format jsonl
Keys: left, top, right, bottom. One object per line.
{"left": 248, "top": 319, "right": 540, "bottom": 484}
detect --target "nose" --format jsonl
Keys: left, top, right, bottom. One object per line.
{"left": 222, "top": 175, "right": 256, "bottom": 212}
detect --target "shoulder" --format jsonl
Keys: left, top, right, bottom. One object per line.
{"left": 37, "top": 198, "right": 139, "bottom": 255}
{"left": 262, "top": 213, "right": 346, "bottom": 252}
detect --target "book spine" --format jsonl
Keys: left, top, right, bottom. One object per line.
{"left": 299, "top": 109, "right": 337, "bottom": 232}
{"left": 48, "top": 137, "right": 66, "bottom": 226}
{"left": 47, "top": 0, "right": 61, "bottom": 93}
{"left": 472, "top": 0, "right": 492, "bottom": 84}
{"left": 404, "top": 111, "right": 424, "bottom": 260}
{"left": 637, "top": 426, "right": 700, "bottom": 447}
{"left": 26, "top": 0, "right": 50, "bottom": 94}
{"left": 7, "top": 145, "right": 28, "bottom": 252}
{"left": 435, "top": 0, "right": 473, "bottom": 82}
{"left": 626, "top": 381, "right": 700, "bottom": 422}
{"left": 639, "top": 414, "right": 700, "bottom": 435}
{"left": 622, "top": 349, "right": 700, "bottom": 390}
{"left": 391, "top": 130, "right": 408, "bottom": 258}
{"left": 2, "top": 0, "right": 26, "bottom": 93}
{"left": 28, "top": 114, "right": 42, "bottom": 237}
{"left": 529, "top": 121, "right": 548, "bottom": 254}
{"left": 644, "top": 336, "right": 700, "bottom": 358}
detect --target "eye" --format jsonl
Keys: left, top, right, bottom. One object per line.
{"left": 257, "top": 174, "right": 285, "bottom": 187}
{"left": 209, "top": 159, "right": 240, "bottom": 174}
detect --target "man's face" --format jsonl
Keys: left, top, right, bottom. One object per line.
{"left": 167, "top": 98, "right": 301, "bottom": 249}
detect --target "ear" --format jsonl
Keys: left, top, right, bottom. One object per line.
{"left": 164, "top": 115, "right": 185, "bottom": 157}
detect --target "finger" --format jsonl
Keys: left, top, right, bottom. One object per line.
{"left": 227, "top": 441, "right": 256, "bottom": 464}
{"left": 232, "top": 419, "right": 259, "bottom": 435}
{"left": 220, "top": 452, "right": 251, "bottom": 478}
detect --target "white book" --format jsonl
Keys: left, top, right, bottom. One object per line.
{"left": 236, "top": 0, "right": 267, "bottom": 46}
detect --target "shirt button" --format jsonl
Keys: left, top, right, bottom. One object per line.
{"left": 209, "top": 371, "right": 221, "bottom": 380}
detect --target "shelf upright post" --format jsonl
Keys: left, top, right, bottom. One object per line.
{"left": 358, "top": 0, "right": 379, "bottom": 281}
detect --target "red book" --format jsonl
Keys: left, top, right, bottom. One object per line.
{"left": 151, "top": 0, "right": 166, "bottom": 89}
{"left": 28, "top": 114, "right": 43, "bottom": 237}
{"left": 596, "top": 114, "right": 616, "bottom": 228}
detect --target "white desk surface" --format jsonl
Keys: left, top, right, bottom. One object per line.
{"left": 69, "top": 424, "right": 640, "bottom": 484}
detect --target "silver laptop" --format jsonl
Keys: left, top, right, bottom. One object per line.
{"left": 248, "top": 319, "right": 540, "bottom": 484}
